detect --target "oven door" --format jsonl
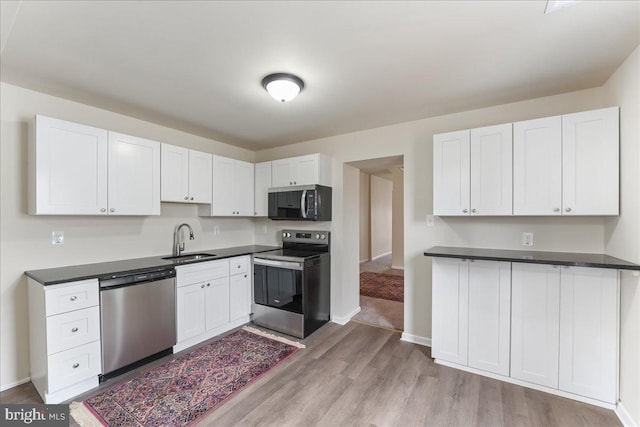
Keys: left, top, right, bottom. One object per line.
{"left": 253, "top": 258, "right": 303, "bottom": 314}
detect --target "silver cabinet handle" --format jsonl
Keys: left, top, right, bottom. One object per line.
{"left": 471, "top": 208, "right": 477, "bottom": 213}
{"left": 184, "top": 196, "right": 189, "bottom": 200}
{"left": 71, "top": 327, "right": 79, "bottom": 333}
{"left": 109, "top": 208, "right": 115, "bottom": 213}
{"left": 565, "top": 207, "right": 572, "bottom": 212}
{"left": 190, "top": 197, "right": 194, "bottom": 201}
{"left": 100, "top": 208, "right": 106, "bottom": 212}
{"left": 462, "top": 209, "right": 468, "bottom": 213}
{"left": 207, "top": 283, "right": 211, "bottom": 287}
{"left": 70, "top": 296, "right": 77, "bottom": 301}
{"left": 553, "top": 208, "right": 560, "bottom": 212}
{"left": 237, "top": 265, "right": 241, "bottom": 269}
{"left": 244, "top": 274, "right": 247, "bottom": 278}
{"left": 201, "top": 284, "right": 205, "bottom": 288}
{"left": 72, "top": 363, "right": 80, "bottom": 369}
{"left": 274, "top": 299, "right": 280, "bottom": 303}
{"left": 289, "top": 182, "right": 293, "bottom": 185}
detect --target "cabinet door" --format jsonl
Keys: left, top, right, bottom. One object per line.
{"left": 272, "top": 159, "right": 293, "bottom": 187}
{"left": 205, "top": 277, "right": 230, "bottom": 331}
{"left": 32, "top": 115, "right": 108, "bottom": 215}
{"left": 468, "top": 260, "right": 511, "bottom": 376}
{"left": 188, "top": 150, "right": 212, "bottom": 204}
{"left": 235, "top": 160, "right": 255, "bottom": 216}
{"left": 254, "top": 162, "right": 272, "bottom": 216}
{"left": 559, "top": 267, "right": 618, "bottom": 403}
{"left": 513, "top": 117, "right": 562, "bottom": 215}
{"left": 229, "top": 272, "right": 251, "bottom": 322}
{"left": 211, "top": 155, "right": 236, "bottom": 215}
{"left": 161, "top": 144, "right": 189, "bottom": 203}
{"left": 433, "top": 130, "right": 470, "bottom": 216}
{"left": 431, "top": 258, "right": 469, "bottom": 365}
{"left": 562, "top": 107, "right": 619, "bottom": 215}
{"left": 107, "top": 132, "right": 160, "bottom": 215}
{"left": 293, "top": 154, "right": 319, "bottom": 186}
{"left": 176, "top": 283, "right": 206, "bottom": 342}
{"left": 511, "top": 263, "right": 560, "bottom": 388}
{"left": 470, "top": 124, "right": 513, "bottom": 215}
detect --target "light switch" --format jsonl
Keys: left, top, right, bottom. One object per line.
{"left": 52, "top": 231, "right": 64, "bottom": 245}
{"left": 521, "top": 232, "right": 534, "bottom": 247}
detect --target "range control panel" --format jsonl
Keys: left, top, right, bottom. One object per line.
{"left": 281, "top": 229, "right": 330, "bottom": 245}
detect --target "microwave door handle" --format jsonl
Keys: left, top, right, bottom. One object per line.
{"left": 301, "top": 189, "right": 307, "bottom": 218}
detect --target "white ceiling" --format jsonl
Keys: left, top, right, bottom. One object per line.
{"left": 1, "top": 1, "right": 638, "bottom": 151}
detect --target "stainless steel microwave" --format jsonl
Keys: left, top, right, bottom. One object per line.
{"left": 268, "top": 185, "right": 332, "bottom": 221}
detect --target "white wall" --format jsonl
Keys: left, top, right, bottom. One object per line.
{"left": 359, "top": 172, "right": 371, "bottom": 262}
{"left": 255, "top": 85, "right": 608, "bottom": 348}
{"left": 0, "top": 82, "right": 258, "bottom": 389}
{"left": 391, "top": 167, "right": 404, "bottom": 269}
{"left": 602, "top": 45, "right": 640, "bottom": 425}
{"left": 370, "top": 175, "right": 393, "bottom": 259}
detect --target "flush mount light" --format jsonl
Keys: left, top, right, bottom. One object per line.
{"left": 544, "top": 0, "right": 583, "bottom": 14}
{"left": 262, "top": 73, "right": 304, "bottom": 102}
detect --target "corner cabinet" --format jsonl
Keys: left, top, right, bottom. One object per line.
{"left": 160, "top": 144, "right": 212, "bottom": 204}
{"left": 432, "top": 257, "right": 620, "bottom": 406}
{"left": 29, "top": 115, "right": 161, "bottom": 215}
{"left": 27, "top": 278, "right": 102, "bottom": 403}
{"left": 199, "top": 156, "right": 254, "bottom": 217}
{"left": 271, "top": 153, "right": 332, "bottom": 188}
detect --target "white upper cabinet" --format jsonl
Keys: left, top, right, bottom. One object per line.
{"left": 201, "top": 155, "right": 254, "bottom": 216}
{"left": 107, "top": 132, "right": 160, "bottom": 215}
{"left": 254, "top": 161, "right": 272, "bottom": 217}
{"left": 30, "top": 115, "right": 108, "bottom": 215}
{"left": 562, "top": 107, "right": 619, "bottom": 216}
{"left": 30, "top": 116, "right": 160, "bottom": 216}
{"left": 513, "top": 116, "right": 562, "bottom": 215}
{"left": 161, "top": 144, "right": 212, "bottom": 204}
{"left": 470, "top": 124, "right": 513, "bottom": 216}
{"left": 271, "top": 153, "right": 331, "bottom": 188}
{"left": 433, "top": 130, "right": 470, "bottom": 216}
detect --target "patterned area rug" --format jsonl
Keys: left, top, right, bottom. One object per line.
{"left": 360, "top": 271, "right": 404, "bottom": 302}
{"left": 70, "top": 327, "right": 303, "bottom": 427}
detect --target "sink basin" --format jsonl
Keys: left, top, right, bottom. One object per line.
{"left": 162, "top": 253, "right": 217, "bottom": 262}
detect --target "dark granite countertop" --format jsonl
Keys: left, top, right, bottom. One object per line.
{"left": 423, "top": 246, "right": 640, "bottom": 270}
{"left": 25, "top": 245, "right": 281, "bottom": 286}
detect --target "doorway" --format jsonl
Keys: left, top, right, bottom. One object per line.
{"left": 346, "top": 156, "right": 404, "bottom": 331}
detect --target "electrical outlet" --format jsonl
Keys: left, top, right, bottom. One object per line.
{"left": 52, "top": 231, "right": 64, "bottom": 245}
{"left": 262, "top": 224, "right": 268, "bottom": 234}
{"left": 213, "top": 226, "right": 220, "bottom": 235}
{"left": 521, "top": 232, "right": 534, "bottom": 247}
{"left": 426, "top": 215, "right": 435, "bottom": 227}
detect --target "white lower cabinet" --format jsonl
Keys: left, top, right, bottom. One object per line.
{"left": 432, "top": 257, "right": 620, "bottom": 406}
{"left": 28, "top": 278, "right": 102, "bottom": 403}
{"left": 175, "top": 256, "right": 252, "bottom": 352}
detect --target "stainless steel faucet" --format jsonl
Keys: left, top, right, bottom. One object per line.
{"left": 173, "top": 223, "right": 194, "bottom": 256}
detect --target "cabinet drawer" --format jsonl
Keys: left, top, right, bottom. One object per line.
{"left": 47, "top": 341, "right": 101, "bottom": 393}
{"left": 45, "top": 279, "right": 99, "bottom": 316}
{"left": 46, "top": 306, "right": 100, "bottom": 355}
{"left": 177, "top": 259, "right": 229, "bottom": 287}
{"left": 230, "top": 256, "right": 250, "bottom": 275}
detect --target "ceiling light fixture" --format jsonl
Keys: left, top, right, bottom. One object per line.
{"left": 544, "top": 0, "right": 583, "bottom": 14}
{"left": 262, "top": 73, "right": 304, "bottom": 102}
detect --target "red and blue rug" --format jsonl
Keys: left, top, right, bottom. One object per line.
{"left": 360, "top": 271, "right": 404, "bottom": 302}
{"left": 71, "top": 327, "right": 303, "bottom": 426}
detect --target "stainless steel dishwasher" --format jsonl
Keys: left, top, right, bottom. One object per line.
{"left": 99, "top": 267, "right": 176, "bottom": 378}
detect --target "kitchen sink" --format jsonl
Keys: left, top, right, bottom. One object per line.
{"left": 162, "top": 253, "right": 217, "bottom": 262}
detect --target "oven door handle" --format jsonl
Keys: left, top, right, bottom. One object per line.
{"left": 253, "top": 258, "right": 304, "bottom": 271}
{"left": 301, "top": 189, "right": 307, "bottom": 219}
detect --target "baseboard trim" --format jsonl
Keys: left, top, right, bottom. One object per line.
{"left": 435, "top": 359, "right": 616, "bottom": 410}
{"left": 0, "top": 377, "right": 31, "bottom": 392}
{"left": 616, "top": 401, "right": 638, "bottom": 427}
{"left": 360, "top": 258, "right": 370, "bottom": 264}
{"left": 390, "top": 265, "right": 404, "bottom": 270}
{"left": 401, "top": 332, "right": 431, "bottom": 347}
{"left": 371, "top": 251, "right": 392, "bottom": 261}
{"left": 332, "top": 306, "right": 361, "bottom": 325}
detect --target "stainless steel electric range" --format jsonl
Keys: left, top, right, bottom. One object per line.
{"left": 252, "top": 230, "right": 330, "bottom": 338}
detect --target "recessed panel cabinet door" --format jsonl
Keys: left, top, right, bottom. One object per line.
{"left": 467, "top": 260, "right": 511, "bottom": 376}
{"left": 211, "top": 155, "right": 236, "bottom": 215}
{"left": 176, "top": 283, "right": 206, "bottom": 342}
{"left": 205, "top": 277, "right": 230, "bottom": 331}
{"left": 433, "top": 130, "right": 471, "bottom": 216}
{"left": 470, "top": 124, "right": 513, "bottom": 215}
{"left": 511, "top": 263, "right": 560, "bottom": 388}
{"left": 254, "top": 162, "right": 271, "bottom": 216}
{"left": 108, "top": 132, "right": 160, "bottom": 215}
{"left": 188, "top": 150, "right": 212, "bottom": 204}
{"left": 271, "top": 159, "right": 293, "bottom": 187}
{"left": 559, "top": 267, "right": 618, "bottom": 403}
{"left": 235, "top": 160, "right": 255, "bottom": 216}
{"left": 161, "top": 144, "right": 189, "bottom": 202}
{"left": 32, "top": 115, "right": 108, "bottom": 215}
{"left": 513, "top": 116, "right": 562, "bottom": 215}
{"left": 562, "top": 107, "right": 619, "bottom": 215}
{"left": 229, "top": 272, "right": 251, "bottom": 322}
{"left": 293, "top": 154, "right": 319, "bottom": 186}
{"left": 431, "top": 258, "right": 469, "bottom": 365}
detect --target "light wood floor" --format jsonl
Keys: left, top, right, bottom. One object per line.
{"left": 1, "top": 322, "right": 620, "bottom": 426}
